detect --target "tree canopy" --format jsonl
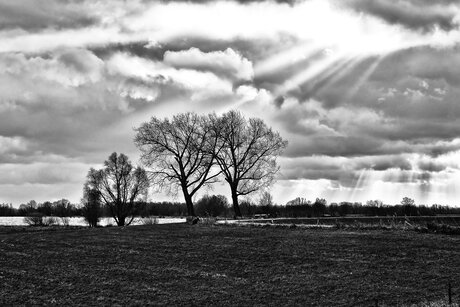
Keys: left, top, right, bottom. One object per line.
{"left": 85, "top": 152, "right": 149, "bottom": 226}
{"left": 134, "top": 112, "right": 220, "bottom": 216}
{"left": 211, "top": 110, "right": 287, "bottom": 217}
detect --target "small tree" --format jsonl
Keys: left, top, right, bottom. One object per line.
{"left": 401, "top": 197, "right": 415, "bottom": 207}
{"left": 312, "top": 198, "right": 327, "bottom": 217}
{"left": 23, "top": 213, "right": 44, "bottom": 226}
{"left": 211, "top": 110, "right": 287, "bottom": 217}
{"left": 134, "top": 113, "right": 220, "bottom": 217}
{"left": 258, "top": 191, "right": 274, "bottom": 207}
{"left": 400, "top": 197, "right": 417, "bottom": 216}
{"left": 85, "top": 152, "right": 149, "bottom": 226}
{"left": 195, "top": 195, "right": 229, "bottom": 217}
{"left": 81, "top": 185, "right": 102, "bottom": 227}
{"left": 258, "top": 191, "right": 275, "bottom": 216}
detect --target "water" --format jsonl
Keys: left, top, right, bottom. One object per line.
{"left": 0, "top": 216, "right": 186, "bottom": 227}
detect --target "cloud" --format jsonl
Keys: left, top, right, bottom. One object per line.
{"left": 339, "top": 0, "right": 459, "bottom": 32}
{"left": 0, "top": 162, "right": 87, "bottom": 185}
{"left": 163, "top": 47, "right": 254, "bottom": 81}
{"left": 106, "top": 52, "right": 235, "bottom": 100}
{"left": 1, "top": 0, "right": 458, "bottom": 55}
{"left": 2, "top": 0, "right": 460, "bottom": 205}
{"left": 280, "top": 154, "right": 413, "bottom": 188}
{"left": 0, "top": 48, "right": 144, "bottom": 169}
{"left": 0, "top": 136, "right": 30, "bottom": 163}
{"left": 0, "top": 49, "right": 105, "bottom": 88}
{"left": 0, "top": 0, "right": 97, "bottom": 31}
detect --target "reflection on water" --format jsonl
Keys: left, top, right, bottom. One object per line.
{"left": 0, "top": 216, "right": 186, "bottom": 226}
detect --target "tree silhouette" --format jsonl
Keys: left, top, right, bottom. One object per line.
{"left": 134, "top": 113, "right": 220, "bottom": 216}
{"left": 85, "top": 152, "right": 149, "bottom": 226}
{"left": 210, "top": 110, "right": 287, "bottom": 217}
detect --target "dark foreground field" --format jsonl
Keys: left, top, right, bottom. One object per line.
{"left": 1, "top": 225, "right": 459, "bottom": 306}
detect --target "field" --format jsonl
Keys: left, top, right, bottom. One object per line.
{"left": 244, "top": 216, "right": 460, "bottom": 226}
{"left": 1, "top": 224, "right": 459, "bottom": 306}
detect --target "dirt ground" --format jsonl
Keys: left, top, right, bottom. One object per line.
{"left": 0, "top": 224, "right": 459, "bottom": 306}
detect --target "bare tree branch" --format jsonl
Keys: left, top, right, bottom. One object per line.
{"left": 134, "top": 113, "right": 220, "bottom": 216}
{"left": 85, "top": 152, "right": 149, "bottom": 226}
{"left": 210, "top": 110, "right": 287, "bottom": 217}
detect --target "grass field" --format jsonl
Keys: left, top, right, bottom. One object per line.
{"left": 1, "top": 224, "right": 459, "bottom": 306}
{"left": 243, "top": 216, "right": 460, "bottom": 226}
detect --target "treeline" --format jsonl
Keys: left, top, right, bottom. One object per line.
{"left": 2, "top": 195, "right": 460, "bottom": 218}
{"left": 141, "top": 196, "right": 460, "bottom": 218}
{"left": 120, "top": 196, "right": 460, "bottom": 218}
{"left": 0, "top": 200, "right": 188, "bottom": 218}
{"left": 271, "top": 197, "right": 460, "bottom": 217}
{"left": 0, "top": 200, "right": 79, "bottom": 217}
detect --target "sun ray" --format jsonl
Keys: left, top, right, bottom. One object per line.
{"left": 341, "top": 55, "right": 385, "bottom": 103}
{"left": 254, "top": 41, "right": 324, "bottom": 77}
{"left": 349, "top": 168, "right": 368, "bottom": 202}
{"left": 314, "top": 56, "right": 364, "bottom": 90}
{"left": 275, "top": 50, "right": 349, "bottom": 96}
{"left": 302, "top": 55, "right": 360, "bottom": 95}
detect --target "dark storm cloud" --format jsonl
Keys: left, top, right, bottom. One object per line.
{"left": 362, "top": 157, "right": 412, "bottom": 171}
{"left": 285, "top": 135, "right": 385, "bottom": 157}
{"left": 418, "top": 161, "right": 448, "bottom": 172}
{"left": 0, "top": 49, "right": 148, "bottom": 164}
{"left": 281, "top": 154, "right": 414, "bottom": 187}
{"left": 271, "top": 45, "right": 460, "bottom": 160}
{"left": 91, "top": 42, "right": 163, "bottom": 61}
{"left": 372, "top": 47, "right": 460, "bottom": 86}
{"left": 0, "top": 0, "right": 98, "bottom": 31}
{"left": 339, "top": 0, "right": 459, "bottom": 32}
{"left": 281, "top": 157, "right": 357, "bottom": 183}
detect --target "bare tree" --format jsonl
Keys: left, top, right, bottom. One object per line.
{"left": 85, "top": 152, "right": 149, "bottom": 226}
{"left": 134, "top": 112, "right": 220, "bottom": 216}
{"left": 258, "top": 191, "right": 274, "bottom": 207}
{"left": 211, "top": 110, "right": 287, "bottom": 217}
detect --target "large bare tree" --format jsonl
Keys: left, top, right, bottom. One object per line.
{"left": 212, "top": 110, "right": 287, "bottom": 217}
{"left": 85, "top": 152, "right": 149, "bottom": 226}
{"left": 134, "top": 112, "right": 220, "bottom": 216}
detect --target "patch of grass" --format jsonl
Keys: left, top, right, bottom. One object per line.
{"left": 0, "top": 225, "right": 459, "bottom": 306}
{"left": 198, "top": 217, "right": 217, "bottom": 225}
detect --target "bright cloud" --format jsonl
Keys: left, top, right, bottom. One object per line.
{"left": 163, "top": 48, "right": 254, "bottom": 81}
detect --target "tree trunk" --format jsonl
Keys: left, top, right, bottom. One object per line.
{"left": 181, "top": 185, "right": 195, "bottom": 216}
{"left": 117, "top": 215, "right": 126, "bottom": 226}
{"left": 231, "top": 186, "right": 242, "bottom": 217}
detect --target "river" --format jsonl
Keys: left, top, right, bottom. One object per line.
{"left": 0, "top": 216, "right": 186, "bottom": 226}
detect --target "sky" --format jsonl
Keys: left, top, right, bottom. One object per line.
{"left": 2, "top": 0, "right": 460, "bottom": 207}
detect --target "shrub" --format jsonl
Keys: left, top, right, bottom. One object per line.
{"left": 81, "top": 188, "right": 102, "bottom": 227}
{"left": 186, "top": 216, "right": 200, "bottom": 224}
{"left": 425, "top": 222, "right": 460, "bottom": 235}
{"left": 59, "top": 216, "right": 70, "bottom": 227}
{"left": 195, "top": 195, "right": 229, "bottom": 217}
{"left": 142, "top": 216, "right": 158, "bottom": 225}
{"left": 23, "top": 213, "right": 44, "bottom": 226}
{"left": 42, "top": 216, "right": 58, "bottom": 226}
{"left": 198, "top": 217, "right": 217, "bottom": 225}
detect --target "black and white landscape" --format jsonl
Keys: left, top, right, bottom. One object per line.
{"left": 1, "top": 1, "right": 460, "bottom": 306}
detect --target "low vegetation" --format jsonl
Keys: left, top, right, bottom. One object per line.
{"left": 0, "top": 225, "right": 459, "bottom": 306}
